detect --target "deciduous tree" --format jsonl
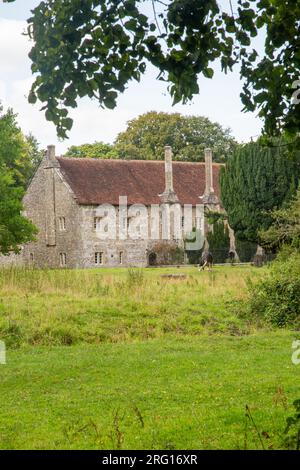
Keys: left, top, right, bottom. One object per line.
{"left": 0, "top": 105, "right": 42, "bottom": 189}
{"left": 0, "top": 104, "right": 38, "bottom": 254}
{"left": 26, "top": 133, "right": 44, "bottom": 176}
{"left": 115, "top": 112, "right": 236, "bottom": 162}
{"left": 0, "top": 169, "right": 37, "bottom": 255}
{"left": 5, "top": 0, "right": 300, "bottom": 141}
{"left": 66, "top": 141, "right": 119, "bottom": 159}
{"left": 259, "top": 188, "right": 300, "bottom": 252}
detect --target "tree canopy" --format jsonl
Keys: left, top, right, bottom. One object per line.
{"left": 26, "top": 133, "right": 44, "bottom": 176}
{"left": 66, "top": 141, "right": 119, "bottom": 159}
{"left": 65, "top": 112, "right": 236, "bottom": 161}
{"left": 5, "top": 0, "right": 300, "bottom": 140}
{"left": 115, "top": 112, "right": 237, "bottom": 162}
{"left": 259, "top": 188, "right": 300, "bottom": 252}
{"left": 0, "top": 104, "right": 39, "bottom": 254}
{"left": 220, "top": 141, "right": 299, "bottom": 244}
{"left": 0, "top": 105, "right": 43, "bottom": 189}
{"left": 0, "top": 169, "right": 37, "bottom": 255}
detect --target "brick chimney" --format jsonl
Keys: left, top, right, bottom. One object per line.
{"left": 160, "top": 146, "right": 179, "bottom": 203}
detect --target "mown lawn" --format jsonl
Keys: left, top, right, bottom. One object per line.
{"left": 0, "top": 332, "right": 299, "bottom": 450}
{"left": 0, "top": 266, "right": 299, "bottom": 449}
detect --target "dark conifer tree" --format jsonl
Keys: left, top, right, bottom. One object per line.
{"left": 220, "top": 142, "right": 299, "bottom": 244}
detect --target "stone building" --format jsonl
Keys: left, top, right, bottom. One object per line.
{"left": 8, "top": 145, "right": 230, "bottom": 268}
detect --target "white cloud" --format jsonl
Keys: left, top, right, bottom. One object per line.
{"left": 0, "top": 19, "right": 31, "bottom": 77}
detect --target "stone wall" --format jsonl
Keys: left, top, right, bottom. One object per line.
{"left": 20, "top": 161, "right": 153, "bottom": 268}
{"left": 1, "top": 154, "right": 208, "bottom": 269}
{"left": 77, "top": 204, "right": 202, "bottom": 268}
{"left": 0, "top": 252, "right": 23, "bottom": 267}
{"left": 80, "top": 205, "right": 153, "bottom": 268}
{"left": 21, "top": 155, "right": 82, "bottom": 269}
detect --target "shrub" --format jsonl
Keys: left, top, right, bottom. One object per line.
{"left": 0, "top": 322, "right": 23, "bottom": 348}
{"left": 260, "top": 187, "right": 300, "bottom": 252}
{"left": 247, "top": 252, "right": 300, "bottom": 327}
{"left": 284, "top": 399, "right": 300, "bottom": 449}
{"left": 150, "top": 242, "right": 184, "bottom": 265}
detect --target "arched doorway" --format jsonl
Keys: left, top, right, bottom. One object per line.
{"left": 148, "top": 252, "right": 157, "bottom": 266}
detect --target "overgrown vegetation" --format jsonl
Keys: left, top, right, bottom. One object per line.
{"left": 150, "top": 242, "right": 184, "bottom": 265}
{"left": 247, "top": 251, "right": 300, "bottom": 327}
{"left": 260, "top": 187, "right": 300, "bottom": 252}
{"left": 246, "top": 184, "right": 300, "bottom": 327}
{"left": 284, "top": 399, "right": 300, "bottom": 450}
{"left": 0, "top": 265, "right": 262, "bottom": 348}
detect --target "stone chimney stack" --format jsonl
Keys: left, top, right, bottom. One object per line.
{"left": 160, "top": 146, "right": 178, "bottom": 203}
{"left": 45, "top": 145, "right": 59, "bottom": 168}
{"left": 165, "top": 146, "right": 174, "bottom": 192}
{"left": 44, "top": 145, "right": 58, "bottom": 246}
{"left": 201, "top": 148, "right": 219, "bottom": 206}
{"left": 204, "top": 148, "right": 214, "bottom": 196}
{"left": 48, "top": 144, "right": 55, "bottom": 160}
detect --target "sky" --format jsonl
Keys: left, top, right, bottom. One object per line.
{"left": 0, "top": 0, "right": 264, "bottom": 154}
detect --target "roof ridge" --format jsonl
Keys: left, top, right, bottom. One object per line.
{"left": 57, "top": 156, "right": 225, "bottom": 165}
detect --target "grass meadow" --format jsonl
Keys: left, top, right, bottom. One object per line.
{"left": 0, "top": 265, "right": 299, "bottom": 449}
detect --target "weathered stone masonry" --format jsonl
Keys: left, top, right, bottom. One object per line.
{"left": 2, "top": 145, "right": 233, "bottom": 268}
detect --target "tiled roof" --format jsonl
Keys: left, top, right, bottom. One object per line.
{"left": 57, "top": 157, "right": 222, "bottom": 205}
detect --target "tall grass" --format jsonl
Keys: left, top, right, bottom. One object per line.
{"left": 0, "top": 265, "right": 263, "bottom": 347}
